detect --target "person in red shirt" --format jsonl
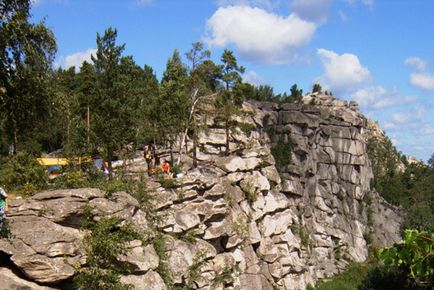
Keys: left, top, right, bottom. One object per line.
{"left": 161, "top": 160, "right": 170, "bottom": 173}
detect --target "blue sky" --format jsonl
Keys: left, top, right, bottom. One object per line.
{"left": 31, "top": 0, "right": 434, "bottom": 162}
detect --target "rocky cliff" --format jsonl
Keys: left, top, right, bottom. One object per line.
{"left": 0, "top": 93, "right": 404, "bottom": 290}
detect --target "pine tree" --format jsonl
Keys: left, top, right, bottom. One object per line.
{"left": 159, "top": 50, "right": 189, "bottom": 163}
{"left": 90, "top": 27, "right": 135, "bottom": 178}
{"left": 217, "top": 50, "right": 245, "bottom": 155}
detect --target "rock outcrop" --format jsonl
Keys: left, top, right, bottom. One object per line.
{"left": 0, "top": 93, "right": 404, "bottom": 290}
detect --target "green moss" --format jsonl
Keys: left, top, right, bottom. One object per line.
{"left": 270, "top": 139, "right": 293, "bottom": 173}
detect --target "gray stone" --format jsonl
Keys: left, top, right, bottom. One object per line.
{"left": 121, "top": 270, "right": 167, "bottom": 290}
{"left": 0, "top": 267, "right": 56, "bottom": 290}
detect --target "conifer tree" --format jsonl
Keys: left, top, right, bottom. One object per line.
{"left": 217, "top": 50, "right": 245, "bottom": 155}
{"left": 159, "top": 50, "right": 188, "bottom": 163}
{"left": 91, "top": 27, "right": 135, "bottom": 178}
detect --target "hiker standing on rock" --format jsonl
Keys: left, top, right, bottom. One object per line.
{"left": 0, "top": 186, "right": 8, "bottom": 218}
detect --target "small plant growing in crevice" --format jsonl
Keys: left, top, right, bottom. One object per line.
{"left": 270, "top": 139, "right": 293, "bottom": 173}
{"left": 186, "top": 249, "right": 208, "bottom": 288}
{"left": 0, "top": 219, "right": 12, "bottom": 239}
{"left": 231, "top": 217, "right": 249, "bottom": 244}
{"left": 152, "top": 233, "right": 174, "bottom": 287}
{"left": 241, "top": 182, "right": 257, "bottom": 202}
{"left": 298, "top": 227, "right": 311, "bottom": 248}
{"left": 212, "top": 266, "right": 236, "bottom": 288}
{"left": 74, "top": 214, "right": 141, "bottom": 290}
{"left": 336, "top": 190, "right": 345, "bottom": 200}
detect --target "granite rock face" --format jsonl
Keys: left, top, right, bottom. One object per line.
{"left": 0, "top": 93, "right": 403, "bottom": 289}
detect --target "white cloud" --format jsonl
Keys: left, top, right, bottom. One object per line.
{"left": 352, "top": 86, "right": 416, "bottom": 111}
{"left": 57, "top": 49, "right": 96, "bottom": 71}
{"left": 136, "top": 0, "right": 152, "bottom": 5}
{"left": 30, "top": 0, "right": 41, "bottom": 5}
{"left": 405, "top": 56, "right": 434, "bottom": 90}
{"left": 346, "top": 0, "right": 374, "bottom": 7}
{"left": 391, "top": 107, "right": 425, "bottom": 124}
{"left": 416, "top": 125, "right": 434, "bottom": 136}
{"left": 410, "top": 73, "right": 434, "bottom": 90}
{"left": 338, "top": 10, "right": 348, "bottom": 22}
{"left": 316, "top": 48, "right": 371, "bottom": 94}
{"left": 243, "top": 70, "right": 264, "bottom": 85}
{"left": 405, "top": 57, "right": 427, "bottom": 72}
{"left": 291, "top": 0, "right": 332, "bottom": 23}
{"left": 361, "top": 0, "right": 374, "bottom": 8}
{"left": 205, "top": 6, "right": 316, "bottom": 64}
{"left": 215, "top": 0, "right": 276, "bottom": 10}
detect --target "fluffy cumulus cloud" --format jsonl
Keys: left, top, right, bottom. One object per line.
{"left": 410, "top": 73, "right": 434, "bottom": 90}
{"left": 57, "top": 48, "right": 96, "bottom": 71}
{"left": 205, "top": 6, "right": 316, "bottom": 64}
{"left": 352, "top": 86, "right": 416, "bottom": 111}
{"left": 291, "top": 0, "right": 332, "bottom": 23}
{"left": 405, "top": 56, "right": 434, "bottom": 90}
{"left": 316, "top": 48, "right": 371, "bottom": 94}
{"left": 405, "top": 57, "right": 427, "bottom": 72}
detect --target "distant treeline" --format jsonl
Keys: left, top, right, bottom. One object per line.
{"left": 0, "top": 1, "right": 318, "bottom": 170}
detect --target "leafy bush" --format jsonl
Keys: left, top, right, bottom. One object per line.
{"left": 359, "top": 265, "right": 412, "bottom": 290}
{"left": 74, "top": 215, "right": 141, "bottom": 290}
{"left": 270, "top": 139, "right": 293, "bottom": 172}
{"left": 52, "top": 170, "right": 87, "bottom": 189}
{"left": 377, "top": 229, "right": 433, "bottom": 289}
{"left": 152, "top": 233, "right": 174, "bottom": 287}
{"left": 0, "top": 152, "right": 47, "bottom": 196}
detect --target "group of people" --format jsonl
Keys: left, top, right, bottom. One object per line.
{"left": 144, "top": 144, "right": 172, "bottom": 177}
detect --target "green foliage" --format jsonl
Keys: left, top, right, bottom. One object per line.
{"left": 236, "top": 121, "right": 255, "bottom": 136}
{"left": 359, "top": 265, "right": 414, "bottom": 290}
{"left": 270, "top": 139, "right": 293, "bottom": 172}
{"left": 312, "top": 83, "right": 322, "bottom": 93}
{"left": 299, "top": 228, "right": 311, "bottom": 248}
{"left": 216, "top": 49, "right": 245, "bottom": 155}
{"left": 158, "top": 176, "right": 177, "bottom": 189}
{"left": 314, "top": 262, "right": 374, "bottom": 290}
{"left": 366, "top": 136, "right": 404, "bottom": 204}
{"left": 337, "top": 190, "right": 345, "bottom": 200}
{"left": 186, "top": 250, "right": 208, "bottom": 288}
{"left": 0, "top": 152, "right": 47, "bottom": 196}
{"left": 212, "top": 266, "right": 235, "bottom": 287}
{"left": 74, "top": 216, "right": 140, "bottom": 290}
{"left": 0, "top": 219, "right": 12, "bottom": 239}
{"left": 0, "top": 0, "right": 57, "bottom": 154}
{"left": 288, "top": 83, "right": 303, "bottom": 103}
{"left": 74, "top": 214, "right": 141, "bottom": 290}
{"left": 152, "top": 233, "right": 174, "bottom": 287}
{"left": 378, "top": 229, "right": 433, "bottom": 288}
{"left": 241, "top": 182, "right": 258, "bottom": 202}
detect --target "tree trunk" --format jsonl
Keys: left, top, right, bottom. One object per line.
{"left": 193, "top": 125, "right": 198, "bottom": 168}
{"left": 87, "top": 105, "right": 90, "bottom": 144}
{"left": 225, "top": 118, "right": 230, "bottom": 156}
{"left": 12, "top": 126, "right": 18, "bottom": 155}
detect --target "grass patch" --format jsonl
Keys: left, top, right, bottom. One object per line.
{"left": 314, "top": 262, "right": 375, "bottom": 290}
